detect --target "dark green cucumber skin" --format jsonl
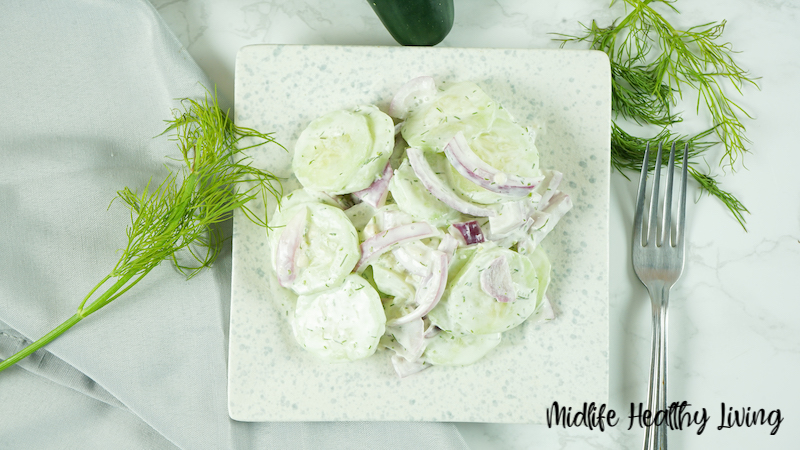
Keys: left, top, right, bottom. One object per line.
{"left": 369, "top": 0, "right": 455, "bottom": 46}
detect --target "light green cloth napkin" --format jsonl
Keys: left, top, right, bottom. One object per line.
{"left": 0, "top": 1, "right": 469, "bottom": 448}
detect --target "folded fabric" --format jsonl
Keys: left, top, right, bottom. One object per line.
{"left": 0, "top": 1, "right": 468, "bottom": 448}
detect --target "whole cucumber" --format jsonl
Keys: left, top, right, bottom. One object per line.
{"left": 369, "top": 0, "right": 454, "bottom": 46}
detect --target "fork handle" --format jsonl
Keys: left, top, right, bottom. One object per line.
{"left": 644, "top": 283, "right": 670, "bottom": 450}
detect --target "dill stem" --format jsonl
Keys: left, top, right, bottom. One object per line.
{"left": 614, "top": 0, "right": 653, "bottom": 33}
{"left": 79, "top": 271, "right": 139, "bottom": 317}
{"left": 0, "top": 271, "right": 137, "bottom": 372}
{"left": 0, "top": 314, "right": 82, "bottom": 371}
{"left": 601, "top": 0, "right": 657, "bottom": 53}
{"left": 77, "top": 274, "right": 112, "bottom": 312}
{"left": 164, "top": 172, "right": 197, "bottom": 234}
{"left": 1, "top": 87, "right": 283, "bottom": 374}
{"left": 0, "top": 175, "right": 196, "bottom": 372}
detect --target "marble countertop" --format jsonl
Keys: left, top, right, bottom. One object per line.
{"left": 150, "top": 0, "right": 800, "bottom": 448}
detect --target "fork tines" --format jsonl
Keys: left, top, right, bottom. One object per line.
{"left": 633, "top": 141, "right": 689, "bottom": 249}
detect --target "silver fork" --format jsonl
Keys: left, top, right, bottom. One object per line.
{"left": 632, "top": 141, "right": 688, "bottom": 450}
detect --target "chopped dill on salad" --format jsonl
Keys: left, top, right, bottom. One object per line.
{"left": 267, "top": 77, "right": 572, "bottom": 378}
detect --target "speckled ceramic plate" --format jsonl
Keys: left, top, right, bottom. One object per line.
{"left": 228, "top": 45, "right": 610, "bottom": 422}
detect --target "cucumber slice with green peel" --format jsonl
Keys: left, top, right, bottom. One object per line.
{"left": 401, "top": 81, "right": 497, "bottom": 153}
{"left": 266, "top": 79, "right": 568, "bottom": 372}
{"left": 423, "top": 332, "right": 501, "bottom": 366}
{"left": 292, "top": 274, "right": 386, "bottom": 363}
{"left": 446, "top": 112, "right": 542, "bottom": 204}
{"left": 293, "top": 105, "right": 394, "bottom": 194}
{"left": 448, "top": 245, "right": 477, "bottom": 277}
{"left": 389, "top": 157, "right": 462, "bottom": 227}
{"left": 274, "top": 187, "right": 342, "bottom": 215}
{"left": 269, "top": 201, "right": 360, "bottom": 295}
{"left": 427, "top": 243, "right": 539, "bottom": 336}
{"left": 472, "top": 111, "right": 540, "bottom": 175}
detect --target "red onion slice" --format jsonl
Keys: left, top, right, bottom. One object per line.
{"left": 387, "top": 318, "right": 426, "bottom": 361}
{"left": 527, "top": 191, "right": 573, "bottom": 250}
{"left": 437, "top": 233, "right": 458, "bottom": 262}
{"left": 392, "top": 246, "right": 429, "bottom": 277}
{"left": 275, "top": 207, "right": 308, "bottom": 288}
{"left": 423, "top": 323, "right": 441, "bottom": 339}
{"left": 486, "top": 201, "right": 530, "bottom": 239}
{"left": 389, "top": 251, "right": 448, "bottom": 326}
{"left": 450, "top": 220, "right": 485, "bottom": 245}
{"left": 535, "top": 170, "right": 564, "bottom": 209}
{"left": 388, "top": 76, "right": 437, "bottom": 120}
{"left": 406, "top": 147, "right": 497, "bottom": 218}
{"left": 376, "top": 208, "right": 414, "bottom": 231}
{"left": 533, "top": 191, "right": 572, "bottom": 230}
{"left": 355, "top": 222, "right": 438, "bottom": 272}
{"left": 444, "top": 132, "right": 545, "bottom": 196}
{"left": 391, "top": 354, "right": 429, "bottom": 378}
{"left": 479, "top": 255, "right": 517, "bottom": 303}
{"left": 543, "top": 191, "right": 571, "bottom": 215}
{"left": 352, "top": 162, "right": 393, "bottom": 208}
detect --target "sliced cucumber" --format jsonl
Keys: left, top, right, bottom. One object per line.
{"left": 527, "top": 244, "right": 552, "bottom": 311}
{"left": 273, "top": 187, "right": 340, "bottom": 215}
{"left": 423, "top": 332, "right": 501, "bottom": 366}
{"left": 293, "top": 105, "right": 393, "bottom": 194}
{"left": 389, "top": 157, "right": 461, "bottom": 227}
{"left": 292, "top": 274, "right": 386, "bottom": 363}
{"left": 446, "top": 110, "right": 541, "bottom": 204}
{"left": 401, "top": 81, "right": 497, "bottom": 153}
{"left": 427, "top": 243, "right": 539, "bottom": 336}
{"left": 270, "top": 79, "right": 565, "bottom": 371}
{"left": 269, "top": 201, "right": 360, "bottom": 295}
{"left": 447, "top": 245, "right": 478, "bottom": 279}
{"left": 371, "top": 253, "right": 416, "bottom": 301}
{"left": 344, "top": 201, "right": 376, "bottom": 231}
{"left": 471, "top": 109, "right": 540, "bottom": 174}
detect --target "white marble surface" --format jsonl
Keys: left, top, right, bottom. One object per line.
{"left": 150, "top": 0, "right": 800, "bottom": 448}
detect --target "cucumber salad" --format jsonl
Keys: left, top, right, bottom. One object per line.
{"left": 267, "top": 77, "right": 572, "bottom": 378}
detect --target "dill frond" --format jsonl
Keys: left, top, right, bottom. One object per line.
{"left": 0, "top": 86, "right": 284, "bottom": 372}
{"left": 554, "top": 0, "right": 758, "bottom": 229}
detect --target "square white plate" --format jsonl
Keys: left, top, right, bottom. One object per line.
{"left": 229, "top": 45, "right": 610, "bottom": 422}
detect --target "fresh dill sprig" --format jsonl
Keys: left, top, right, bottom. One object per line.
{"left": 554, "top": 0, "right": 758, "bottom": 229}
{"left": 0, "top": 87, "right": 283, "bottom": 373}
{"left": 611, "top": 123, "right": 749, "bottom": 228}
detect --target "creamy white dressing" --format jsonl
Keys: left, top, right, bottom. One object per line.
{"left": 269, "top": 78, "right": 572, "bottom": 376}
{"left": 292, "top": 274, "right": 385, "bottom": 363}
